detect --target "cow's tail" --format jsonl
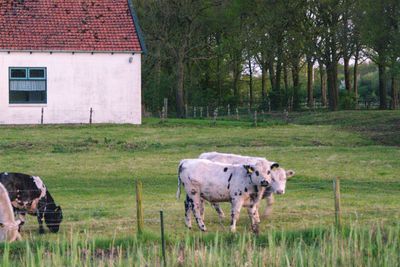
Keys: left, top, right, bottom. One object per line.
{"left": 176, "top": 162, "right": 184, "bottom": 200}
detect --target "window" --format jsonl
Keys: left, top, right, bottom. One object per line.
{"left": 9, "top": 67, "right": 47, "bottom": 104}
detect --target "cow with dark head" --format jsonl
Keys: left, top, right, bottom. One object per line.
{"left": 0, "top": 172, "right": 63, "bottom": 234}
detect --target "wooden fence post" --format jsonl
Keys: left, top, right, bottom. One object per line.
{"left": 89, "top": 107, "right": 93, "bottom": 125}
{"left": 160, "top": 210, "right": 166, "bottom": 266}
{"left": 193, "top": 107, "right": 197, "bottom": 118}
{"left": 136, "top": 180, "right": 144, "bottom": 235}
{"left": 227, "top": 104, "right": 230, "bottom": 117}
{"left": 236, "top": 108, "right": 239, "bottom": 120}
{"left": 213, "top": 108, "right": 218, "bottom": 126}
{"left": 163, "top": 98, "right": 168, "bottom": 119}
{"left": 333, "top": 177, "right": 341, "bottom": 228}
{"left": 206, "top": 106, "right": 209, "bottom": 118}
{"left": 253, "top": 110, "right": 257, "bottom": 127}
{"left": 200, "top": 107, "right": 203, "bottom": 118}
{"left": 185, "top": 104, "right": 188, "bottom": 118}
{"left": 41, "top": 107, "right": 44, "bottom": 125}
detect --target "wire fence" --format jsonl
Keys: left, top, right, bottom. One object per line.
{"left": 150, "top": 98, "right": 386, "bottom": 121}
{"left": 10, "top": 177, "right": 399, "bottom": 237}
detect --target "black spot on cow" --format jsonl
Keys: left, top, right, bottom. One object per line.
{"left": 227, "top": 183, "right": 230, "bottom": 190}
{"left": 255, "top": 171, "right": 259, "bottom": 176}
{"left": 234, "top": 192, "right": 237, "bottom": 196}
{"left": 224, "top": 167, "right": 228, "bottom": 172}
{"left": 253, "top": 186, "right": 259, "bottom": 193}
{"left": 239, "top": 191, "right": 242, "bottom": 196}
{"left": 271, "top": 163, "right": 280, "bottom": 169}
{"left": 228, "top": 173, "right": 233, "bottom": 182}
{"left": 178, "top": 163, "right": 184, "bottom": 174}
{"left": 244, "top": 187, "right": 248, "bottom": 192}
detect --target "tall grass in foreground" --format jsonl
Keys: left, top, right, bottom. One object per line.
{"left": 1, "top": 222, "right": 399, "bottom": 266}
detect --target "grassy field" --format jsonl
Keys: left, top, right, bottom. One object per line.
{"left": 0, "top": 110, "right": 399, "bottom": 266}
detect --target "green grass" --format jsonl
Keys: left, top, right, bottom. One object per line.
{"left": 0, "top": 110, "right": 399, "bottom": 266}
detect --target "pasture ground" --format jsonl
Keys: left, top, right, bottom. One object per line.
{"left": 0, "top": 110, "right": 399, "bottom": 266}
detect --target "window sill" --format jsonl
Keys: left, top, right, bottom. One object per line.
{"left": 8, "top": 104, "right": 48, "bottom": 107}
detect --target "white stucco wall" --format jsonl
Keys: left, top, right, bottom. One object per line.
{"left": 0, "top": 52, "right": 142, "bottom": 124}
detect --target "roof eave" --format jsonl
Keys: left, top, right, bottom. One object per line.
{"left": 127, "top": 0, "right": 147, "bottom": 55}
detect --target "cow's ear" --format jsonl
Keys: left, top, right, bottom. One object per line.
{"left": 243, "top": 165, "right": 254, "bottom": 174}
{"left": 271, "top": 163, "right": 280, "bottom": 170}
{"left": 286, "top": 170, "right": 295, "bottom": 179}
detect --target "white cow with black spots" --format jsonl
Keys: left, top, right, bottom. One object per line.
{"left": 176, "top": 159, "right": 271, "bottom": 233}
{"left": 199, "top": 152, "right": 295, "bottom": 218}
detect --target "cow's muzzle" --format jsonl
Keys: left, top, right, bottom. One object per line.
{"left": 276, "top": 190, "right": 284, "bottom": 195}
{"left": 260, "top": 180, "right": 270, "bottom": 187}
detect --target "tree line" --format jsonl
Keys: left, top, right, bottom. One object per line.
{"left": 133, "top": 0, "right": 400, "bottom": 116}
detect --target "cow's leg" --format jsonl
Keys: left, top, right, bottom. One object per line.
{"left": 16, "top": 211, "right": 26, "bottom": 232}
{"left": 230, "top": 197, "right": 244, "bottom": 233}
{"left": 263, "top": 194, "right": 275, "bottom": 218}
{"left": 36, "top": 209, "right": 45, "bottom": 234}
{"left": 200, "top": 199, "right": 205, "bottom": 221}
{"left": 184, "top": 194, "right": 193, "bottom": 229}
{"left": 188, "top": 191, "right": 207, "bottom": 232}
{"left": 247, "top": 204, "right": 260, "bottom": 234}
{"left": 211, "top": 203, "right": 225, "bottom": 219}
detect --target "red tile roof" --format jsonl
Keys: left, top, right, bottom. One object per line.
{"left": 0, "top": 0, "right": 144, "bottom": 52}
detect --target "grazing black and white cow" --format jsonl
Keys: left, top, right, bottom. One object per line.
{"left": 0, "top": 172, "right": 63, "bottom": 234}
{"left": 176, "top": 159, "right": 271, "bottom": 233}
{"left": 0, "top": 183, "right": 22, "bottom": 242}
{"left": 199, "top": 152, "right": 295, "bottom": 218}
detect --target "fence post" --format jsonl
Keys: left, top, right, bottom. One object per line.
{"left": 41, "top": 107, "right": 44, "bottom": 125}
{"left": 236, "top": 108, "right": 239, "bottom": 120}
{"left": 333, "top": 177, "right": 341, "bottom": 229}
{"left": 193, "top": 107, "right": 197, "bottom": 118}
{"left": 253, "top": 110, "right": 257, "bottom": 127}
{"left": 200, "top": 107, "right": 203, "bottom": 119}
{"left": 89, "top": 107, "right": 93, "bottom": 125}
{"left": 213, "top": 108, "right": 218, "bottom": 126}
{"left": 206, "top": 106, "right": 209, "bottom": 118}
{"left": 161, "top": 106, "right": 165, "bottom": 123}
{"left": 163, "top": 98, "right": 168, "bottom": 119}
{"left": 160, "top": 210, "right": 166, "bottom": 266}
{"left": 136, "top": 180, "right": 144, "bottom": 235}
{"left": 227, "top": 104, "right": 230, "bottom": 117}
{"left": 284, "top": 109, "right": 289, "bottom": 124}
{"left": 185, "top": 104, "right": 188, "bottom": 118}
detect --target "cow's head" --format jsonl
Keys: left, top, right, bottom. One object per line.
{"left": 269, "top": 163, "right": 295, "bottom": 195}
{"left": 45, "top": 205, "right": 63, "bottom": 233}
{"left": 243, "top": 162, "right": 271, "bottom": 187}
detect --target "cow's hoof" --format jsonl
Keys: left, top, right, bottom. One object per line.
{"left": 252, "top": 224, "right": 260, "bottom": 235}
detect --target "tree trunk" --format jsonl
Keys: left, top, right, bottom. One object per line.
{"left": 307, "top": 59, "right": 314, "bottom": 108}
{"left": 248, "top": 58, "right": 253, "bottom": 109}
{"left": 232, "top": 57, "right": 241, "bottom": 106}
{"left": 283, "top": 64, "right": 289, "bottom": 93}
{"left": 353, "top": 49, "right": 359, "bottom": 106}
{"left": 391, "top": 75, "right": 399, "bottom": 109}
{"left": 327, "top": 62, "right": 339, "bottom": 111}
{"left": 261, "top": 63, "right": 267, "bottom": 104}
{"left": 344, "top": 57, "right": 351, "bottom": 92}
{"left": 176, "top": 52, "right": 185, "bottom": 118}
{"left": 378, "top": 63, "right": 387, "bottom": 109}
{"left": 319, "top": 63, "right": 327, "bottom": 107}
{"left": 292, "top": 64, "right": 300, "bottom": 111}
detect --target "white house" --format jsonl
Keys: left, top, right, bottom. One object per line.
{"left": 0, "top": 0, "right": 146, "bottom": 124}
